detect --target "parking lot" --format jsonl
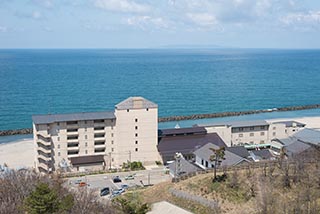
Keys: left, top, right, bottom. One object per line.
{"left": 66, "top": 167, "right": 171, "bottom": 198}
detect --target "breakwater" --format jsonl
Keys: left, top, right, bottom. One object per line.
{"left": 0, "top": 128, "right": 32, "bottom": 136}
{"left": 1, "top": 104, "right": 320, "bottom": 136}
{"left": 158, "top": 104, "right": 320, "bottom": 122}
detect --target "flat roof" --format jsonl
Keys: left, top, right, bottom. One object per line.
{"left": 69, "top": 155, "right": 105, "bottom": 165}
{"left": 32, "top": 111, "right": 115, "bottom": 125}
{"left": 198, "top": 120, "right": 269, "bottom": 128}
{"left": 159, "top": 127, "right": 207, "bottom": 137}
{"left": 272, "top": 121, "right": 306, "bottom": 127}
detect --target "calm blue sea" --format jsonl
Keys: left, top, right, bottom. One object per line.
{"left": 1, "top": 49, "right": 320, "bottom": 131}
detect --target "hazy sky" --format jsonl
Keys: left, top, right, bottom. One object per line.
{"left": 1, "top": 0, "right": 320, "bottom": 48}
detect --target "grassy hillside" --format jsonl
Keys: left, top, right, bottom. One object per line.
{"left": 132, "top": 158, "right": 320, "bottom": 214}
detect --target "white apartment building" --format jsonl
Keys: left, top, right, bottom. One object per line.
{"left": 32, "top": 97, "right": 161, "bottom": 173}
{"left": 200, "top": 120, "right": 305, "bottom": 147}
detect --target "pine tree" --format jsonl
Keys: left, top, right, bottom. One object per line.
{"left": 23, "top": 182, "right": 60, "bottom": 214}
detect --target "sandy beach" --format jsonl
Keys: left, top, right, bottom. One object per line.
{"left": 0, "top": 139, "right": 35, "bottom": 169}
{"left": 0, "top": 116, "right": 319, "bottom": 170}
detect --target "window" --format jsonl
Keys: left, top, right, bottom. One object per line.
{"left": 250, "top": 127, "right": 254, "bottom": 130}
{"left": 57, "top": 144, "right": 60, "bottom": 149}
{"left": 111, "top": 148, "right": 114, "bottom": 152}
{"left": 57, "top": 137, "right": 60, "bottom": 141}
{"left": 260, "top": 132, "right": 265, "bottom": 136}
{"left": 135, "top": 118, "right": 138, "bottom": 122}
{"left": 250, "top": 133, "right": 254, "bottom": 137}
{"left": 85, "top": 150, "right": 88, "bottom": 154}
{"left": 111, "top": 119, "right": 114, "bottom": 123}
{"left": 250, "top": 141, "right": 254, "bottom": 144}
{"left": 84, "top": 121, "right": 87, "bottom": 124}
{"left": 239, "top": 134, "right": 243, "bottom": 137}
{"left": 85, "top": 127, "right": 87, "bottom": 132}
{"left": 146, "top": 108, "right": 149, "bottom": 111}
{"left": 273, "top": 126, "right": 276, "bottom": 130}
{"left": 135, "top": 133, "right": 138, "bottom": 137}
{"left": 135, "top": 140, "right": 138, "bottom": 144}
{"left": 85, "top": 135, "right": 87, "bottom": 140}
{"left": 111, "top": 133, "right": 114, "bottom": 137}
{"left": 127, "top": 109, "right": 129, "bottom": 112}
{"left": 57, "top": 122, "right": 60, "bottom": 126}
{"left": 111, "top": 126, "right": 113, "bottom": 130}
{"left": 260, "top": 126, "right": 265, "bottom": 130}
{"left": 135, "top": 148, "right": 138, "bottom": 152}
{"left": 85, "top": 142, "right": 88, "bottom": 147}
{"left": 260, "top": 140, "right": 265, "bottom": 144}
{"left": 58, "top": 152, "right": 60, "bottom": 156}
{"left": 135, "top": 126, "right": 138, "bottom": 130}
{"left": 239, "top": 127, "right": 244, "bottom": 131}
{"left": 112, "top": 158, "right": 114, "bottom": 162}
{"left": 111, "top": 140, "right": 114, "bottom": 144}
{"left": 273, "top": 132, "right": 276, "bottom": 136}
{"left": 201, "top": 159, "right": 204, "bottom": 165}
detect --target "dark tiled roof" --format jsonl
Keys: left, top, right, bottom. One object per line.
{"left": 193, "top": 143, "right": 249, "bottom": 167}
{"left": 32, "top": 111, "right": 115, "bottom": 124}
{"left": 273, "top": 121, "right": 306, "bottom": 128}
{"left": 251, "top": 150, "right": 273, "bottom": 160}
{"left": 69, "top": 155, "right": 105, "bottom": 165}
{"left": 168, "top": 158, "right": 201, "bottom": 176}
{"left": 293, "top": 128, "right": 320, "bottom": 146}
{"left": 285, "top": 141, "right": 311, "bottom": 155}
{"left": 159, "top": 127, "right": 207, "bottom": 137}
{"left": 115, "top": 97, "right": 157, "bottom": 110}
{"left": 226, "top": 146, "right": 250, "bottom": 158}
{"left": 157, "top": 133, "right": 226, "bottom": 156}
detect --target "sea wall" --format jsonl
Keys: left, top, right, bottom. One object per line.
{"left": 1, "top": 104, "right": 320, "bottom": 136}
{"left": 158, "top": 104, "right": 320, "bottom": 122}
{"left": 0, "top": 128, "right": 32, "bottom": 136}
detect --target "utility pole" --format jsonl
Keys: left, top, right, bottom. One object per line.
{"left": 129, "top": 150, "right": 132, "bottom": 171}
{"left": 109, "top": 152, "right": 112, "bottom": 170}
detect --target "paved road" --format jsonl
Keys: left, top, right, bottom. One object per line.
{"left": 67, "top": 167, "right": 171, "bottom": 193}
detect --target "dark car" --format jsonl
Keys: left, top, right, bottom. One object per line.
{"left": 113, "top": 176, "right": 122, "bottom": 183}
{"left": 100, "top": 187, "right": 110, "bottom": 196}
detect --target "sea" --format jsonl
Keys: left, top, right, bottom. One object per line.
{"left": 1, "top": 48, "right": 320, "bottom": 142}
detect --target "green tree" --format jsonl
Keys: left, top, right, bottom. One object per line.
{"left": 209, "top": 147, "right": 226, "bottom": 182}
{"left": 23, "top": 182, "right": 61, "bottom": 214}
{"left": 115, "top": 195, "right": 150, "bottom": 214}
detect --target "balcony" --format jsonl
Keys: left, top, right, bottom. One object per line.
{"left": 37, "top": 139, "right": 51, "bottom": 147}
{"left": 37, "top": 146, "right": 51, "bottom": 154}
{"left": 38, "top": 154, "right": 51, "bottom": 162}
{"left": 66, "top": 129, "right": 78, "bottom": 135}
{"left": 94, "top": 128, "right": 105, "bottom": 134}
{"left": 38, "top": 162, "right": 49, "bottom": 172}
{"left": 67, "top": 135, "right": 78, "bottom": 143}
{"left": 37, "top": 134, "right": 51, "bottom": 146}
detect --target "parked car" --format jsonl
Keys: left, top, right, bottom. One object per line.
{"left": 113, "top": 188, "right": 125, "bottom": 195}
{"left": 78, "top": 182, "right": 87, "bottom": 187}
{"left": 100, "top": 187, "right": 110, "bottom": 196}
{"left": 121, "top": 184, "right": 129, "bottom": 189}
{"left": 124, "top": 174, "right": 135, "bottom": 180}
{"left": 74, "top": 179, "right": 82, "bottom": 185}
{"left": 113, "top": 176, "right": 122, "bottom": 183}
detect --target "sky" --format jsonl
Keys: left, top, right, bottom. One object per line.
{"left": 0, "top": 0, "right": 320, "bottom": 49}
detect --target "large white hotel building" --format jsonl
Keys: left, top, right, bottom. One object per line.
{"left": 32, "top": 97, "right": 161, "bottom": 173}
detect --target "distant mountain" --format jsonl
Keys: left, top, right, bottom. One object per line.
{"left": 157, "top": 44, "right": 235, "bottom": 49}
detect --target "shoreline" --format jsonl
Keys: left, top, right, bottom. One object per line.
{"left": 1, "top": 103, "right": 320, "bottom": 136}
